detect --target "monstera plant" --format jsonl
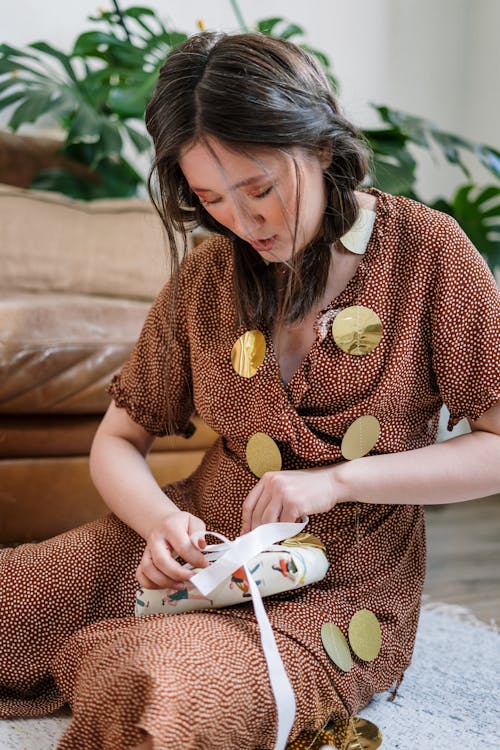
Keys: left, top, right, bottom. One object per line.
{"left": 0, "top": 0, "right": 499, "bottom": 270}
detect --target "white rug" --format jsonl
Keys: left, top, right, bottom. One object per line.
{"left": 1, "top": 604, "right": 498, "bottom": 749}
{"left": 357, "top": 603, "right": 499, "bottom": 750}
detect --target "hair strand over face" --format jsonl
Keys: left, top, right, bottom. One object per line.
{"left": 144, "top": 31, "right": 370, "bottom": 428}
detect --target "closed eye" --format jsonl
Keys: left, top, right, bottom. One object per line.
{"left": 199, "top": 197, "right": 222, "bottom": 207}
{"left": 198, "top": 185, "right": 273, "bottom": 207}
{"left": 251, "top": 186, "right": 273, "bottom": 199}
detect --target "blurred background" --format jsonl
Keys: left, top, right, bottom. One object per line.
{"left": 0, "top": 0, "right": 499, "bottom": 624}
{"left": 2, "top": 0, "right": 499, "bottom": 205}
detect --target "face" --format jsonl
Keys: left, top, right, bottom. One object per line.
{"left": 178, "top": 137, "right": 329, "bottom": 263}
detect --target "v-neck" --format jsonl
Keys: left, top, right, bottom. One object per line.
{"left": 266, "top": 188, "right": 384, "bottom": 394}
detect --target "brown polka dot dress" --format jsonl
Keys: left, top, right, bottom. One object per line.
{"left": 1, "top": 189, "right": 499, "bottom": 749}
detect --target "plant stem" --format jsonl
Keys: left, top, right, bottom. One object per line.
{"left": 112, "top": 0, "right": 132, "bottom": 42}
{"left": 229, "top": 0, "right": 249, "bottom": 32}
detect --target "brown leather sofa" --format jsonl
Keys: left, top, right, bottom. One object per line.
{"left": 0, "top": 183, "right": 216, "bottom": 544}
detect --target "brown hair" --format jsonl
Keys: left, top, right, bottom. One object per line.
{"left": 145, "top": 31, "right": 369, "bottom": 328}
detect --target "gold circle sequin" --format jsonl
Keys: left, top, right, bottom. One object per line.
{"left": 341, "top": 415, "right": 380, "bottom": 460}
{"left": 231, "top": 330, "right": 266, "bottom": 377}
{"left": 320, "top": 622, "right": 353, "bottom": 672}
{"left": 324, "top": 716, "right": 383, "bottom": 750}
{"left": 332, "top": 305, "right": 383, "bottom": 356}
{"left": 246, "top": 432, "right": 282, "bottom": 478}
{"left": 282, "top": 532, "right": 327, "bottom": 555}
{"left": 348, "top": 609, "right": 382, "bottom": 662}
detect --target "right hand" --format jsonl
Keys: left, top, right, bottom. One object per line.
{"left": 136, "top": 510, "right": 208, "bottom": 590}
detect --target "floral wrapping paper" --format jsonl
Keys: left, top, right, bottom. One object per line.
{"left": 135, "top": 542, "right": 329, "bottom": 617}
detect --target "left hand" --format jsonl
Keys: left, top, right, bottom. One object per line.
{"left": 240, "top": 466, "right": 345, "bottom": 534}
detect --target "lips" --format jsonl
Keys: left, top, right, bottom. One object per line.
{"left": 249, "top": 235, "right": 277, "bottom": 252}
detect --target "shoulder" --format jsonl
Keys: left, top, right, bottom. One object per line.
{"left": 147, "top": 233, "right": 234, "bottom": 320}
{"left": 373, "top": 189, "right": 488, "bottom": 272}
{"left": 181, "top": 233, "right": 234, "bottom": 284}
{"left": 175, "top": 233, "right": 235, "bottom": 323}
{"left": 377, "top": 190, "right": 461, "bottom": 242}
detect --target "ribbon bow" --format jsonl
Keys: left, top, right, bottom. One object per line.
{"left": 190, "top": 517, "right": 309, "bottom": 750}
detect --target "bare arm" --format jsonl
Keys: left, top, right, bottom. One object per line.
{"left": 334, "top": 401, "right": 500, "bottom": 506}
{"left": 90, "top": 402, "right": 208, "bottom": 587}
{"left": 90, "top": 401, "right": 176, "bottom": 539}
{"left": 241, "top": 401, "right": 500, "bottom": 531}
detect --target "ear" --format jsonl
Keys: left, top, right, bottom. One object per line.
{"left": 318, "top": 144, "right": 333, "bottom": 170}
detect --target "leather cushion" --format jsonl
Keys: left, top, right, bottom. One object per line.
{"left": 0, "top": 415, "right": 217, "bottom": 458}
{"left": 0, "top": 451, "right": 207, "bottom": 543}
{"left": 0, "top": 291, "right": 149, "bottom": 414}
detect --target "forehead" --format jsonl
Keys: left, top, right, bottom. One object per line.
{"left": 178, "top": 138, "right": 291, "bottom": 191}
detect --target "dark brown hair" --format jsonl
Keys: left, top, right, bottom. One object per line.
{"left": 145, "top": 31, "right": 369, "bottom": 328}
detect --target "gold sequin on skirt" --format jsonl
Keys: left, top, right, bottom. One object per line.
{"left": 286, "top": 716, "right": 382, "bottom": 749}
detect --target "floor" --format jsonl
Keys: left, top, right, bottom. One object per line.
{"left": 423, "top": 494, "right": 500, "bottom": 624}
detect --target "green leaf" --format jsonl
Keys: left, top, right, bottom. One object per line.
{"left": 168, "top": 32, "right": 189, "bottom": 48}
{"left": 0, "top": 77, "right": 21, "bottom": 94}
{"left": 373, "top": 105, "right": 431, "bottom": 148}
{"left": 442, "top": 183, "right": 500, "bottom": 270}
{"left": 72, "top": 31, "right": 124, "bottom": 57}
{"left": 372, "top": 103, "right": 500, "bottom": 184}
{"left": 257, "top": 17, "right": 284, "bottom": 35}
{"left": 98, "top": 119, "right": 123, "bottom": 157}
{"left": 107, "top": 44, "right": 147, "bottom": 68}
{"left": 0, "top": 90, "right": 26, "bottom": 115}
{"left": 124, "top": 7, "right": 157, "bottom": 19}
{"left": 124, "top": 122, "right": 151, "bottom": 153}
{"left": 365, "top": 128, "right": 417, "bottom": 194}
{"left": 92, "top": 156, "right": 143, "bottom": 198}
{"left": 8, "top": 89, "right": 53, "bottom": 129}
{"left": 277, "top": 23, "right": 305, "bottom": 40}
{"left": 475, "top": 145, "right": 500, "bottom": 181}
{"left": 0, "top": 58, "right": 52, "bottom": 80}
{"left": 0, "top": 43, "right": 40, "bottom": 61}
{"left": 108, "top": 71, "right": 157, "bottom": 117}
{"left": 31, "top": 153, "right": 144, "bottom": 199}
{"left": 29, "top": 41, "right": 78, "bottom": 82}
{"left": 67, "top": 103, "right": 102, "bottom": 144}
{"left": 31, "top": 168, "right": 98, "bottom": 200}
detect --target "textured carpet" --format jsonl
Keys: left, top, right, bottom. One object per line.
{"left": 355, "top": 603, "right": 499, "bottom": 750}
{"left": 0, "top": 603, "right": 498, "bottom": 749}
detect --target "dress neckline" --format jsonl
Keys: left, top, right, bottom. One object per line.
{"left": 269, "top": 187, "right": 389, "bottom": 390}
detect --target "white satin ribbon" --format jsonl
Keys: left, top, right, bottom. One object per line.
{"left": 190, "top": 517, "right": 309, "bottom": 750}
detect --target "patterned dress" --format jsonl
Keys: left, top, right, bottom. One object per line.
{"left": 1, "top": 189, "right": 499, "bottom": 749}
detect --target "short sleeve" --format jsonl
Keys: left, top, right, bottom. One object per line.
{"left": 107, "top": 273, "right": 195, "bottom": 438}
{"left": 429, "top": 216, "right": 500, "bottom": 430}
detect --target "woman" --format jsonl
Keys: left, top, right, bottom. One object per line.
{"left": 1, "top": 31, "right": 499, "bottom": 750}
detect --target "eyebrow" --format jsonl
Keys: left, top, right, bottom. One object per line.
{"left": 190, "top": 174, "right": 269, "bottom": 193}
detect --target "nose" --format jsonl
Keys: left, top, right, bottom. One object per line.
{"left": 231, "top": 200, "right": 265, "bottom": 239}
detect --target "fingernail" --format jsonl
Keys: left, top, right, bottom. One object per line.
{"left": 198, "top": 537, "right": 206, "bottom": 549}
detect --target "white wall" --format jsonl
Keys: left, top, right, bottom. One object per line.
{"left": 2, "top": 0, "right": 498, "bottom": 201}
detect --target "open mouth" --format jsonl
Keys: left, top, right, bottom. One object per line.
{"left": 250, "top": 235, "right": 277, "bottom": 252}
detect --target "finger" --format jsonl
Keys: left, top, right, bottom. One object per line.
{"left": 136, "top": 570, "right": 187, "bottom": 591}
{"left": 136, "top": 559, "right": 184, "bottom": 590}
{"left": 240, "top": 480, "right": 265, "bottom": 533}
{"left": 246, "top": 483, "right": 274, "bottom": 529}
{"left": 170, "top": 533, "right": 209, "bottom": 570}
{"left": 279, "top": 503, "right": 302, "bottom": 523}
{"left": 186, "top": 516, "right": 209, "bottom": 559}
{"left": 146, "top": 544, "right": 194, "bottom": 584}
{"left": 135, "top": 569, "right": 158, "bottom": 589}
{"left": 254, "top": 493, "right": 285, "bottom": 527}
